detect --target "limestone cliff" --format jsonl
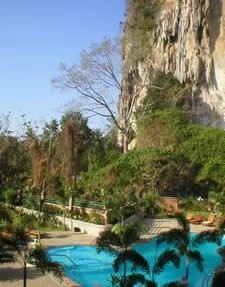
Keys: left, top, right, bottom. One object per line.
{"left": 120, "top": 0, "right": 225, "bottom": 148}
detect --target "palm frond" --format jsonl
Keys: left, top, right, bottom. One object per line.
{"left": 211, "top": 270, "right": 225, "bottom": 287}
{"left": 175, "top": 212, "right": 190, "bottom": 234}
{"left": 193, "top": 230, "right": 223, "bottom": 247}
{"left": 145, "top": 280, "right": 157, "bottom": 287}
{"left": 29, "top": 245, "right": 63, "bottom": 278}
{"left": 217, "top": 245, "right": 225, "bottom": 262}
{"left": 153, "top": 249, "right": 180, "bottom": 275}
{"left": 157, "top": 228, "right": 188, "bottom": 248}
{"left": 96, "top": 228, "right": 121, "bottom": 255}
{"left": 0, "top": 204, "right": 12, "bottom": 223}
{"left": 113, "top": 249, "right": 149, "bottom": 274}
{"left": 163, "top": 282, "right": 182, "bottom": 287}
{"left": 0, "top": 228, "right": 30, "bottom": 259}
{"left": 188, "top": 250, "right": 204, "bottom": 272}
{"left": 111, "top": 275, "right": 121, "bottom": 287}
{"left": 122, "top": 224, "right": 140, "bottom": 246}
{"left": 217, "top": 219, "right": 225, "bottom": 234}
{"left": 126, "top": 273, "right": 146, "bottom": 287}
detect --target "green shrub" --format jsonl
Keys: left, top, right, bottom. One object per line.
{"left": 12, "top": 212, "right": 36, "bottom": 230}
{"left": 136, "top": 106, "right": 225, "bottom": 196}
{"left": 136, "top": 72, "right": 190, "bottom": 119}
{"left": 71, "top": 208, "right": 81, "bottom": 220}
{"left": 43, "top": 204, "right": 63, "bottom": 216}
{"left": 88, "top": 211, "right": 105, "bottom": 225}
{"left": 4, "top": 188, "right": 18, "bottom": 205}
{"left": 142, "top": 193, "right": 161, "bottom": 216}
{"left": 79, "top": 146, "right": 196, "bottom": 208}
{"left": 179, "top": 196, "right": 208, "bottom": 212}
{"left": 209, "top": 190, "right": 225, "bottom": 215}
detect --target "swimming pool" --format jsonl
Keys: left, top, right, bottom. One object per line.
{"left": 47, "top": 236, "right": 225, "bottom": 287}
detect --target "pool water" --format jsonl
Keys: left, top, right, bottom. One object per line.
{"left": 47, "top": 236, "right": 225, "bottom": 287}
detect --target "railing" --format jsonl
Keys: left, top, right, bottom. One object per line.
{"left": 71, "top": 262, "right": 113, "bottom": 272}
{"left": 201, "top": 270, "right": 214, "bottom": 287}
{"left": 50, "top": 254, "right": 112, "bottom": 272}
{"left": 28, "top": 195, "right": 104, "bottom": 211}
{"left": 45, "top": 196, "right": 63, "bottom": 205}
{"left": 72, "top": 199, "right": 104, "bottom": 210}
{"left": 50, "top": 254, "right": 77, "bottom": 268}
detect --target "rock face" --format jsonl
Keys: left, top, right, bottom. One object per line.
{"left": 120, "top": 0, "right": 225, "bottom": 142}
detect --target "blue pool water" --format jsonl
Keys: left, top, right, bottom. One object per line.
{"left": 47, "top": 236, "right": 225, "bottom": 287}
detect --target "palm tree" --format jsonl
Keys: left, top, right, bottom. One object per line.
{"left": 97, "top": 223, "right": 146, "bottom": 286}
{"left": 112, "top": 249, "right": 150, "bottom": 287}
{"left": 156, "top": 213, "right": 225, "bottom": 285}
{"left": 0, "top": 226, "right": 62, "bottom": 287}
{"left": 210, "top": 244, "right": 225, "bottom": 287}
{"left": 97, "top": 223, "right": 180, "bottom": 287}
{"left": 0, "top": 203, "right": 14, "bottom": 263}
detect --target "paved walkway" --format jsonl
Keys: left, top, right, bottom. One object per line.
{"left": 41, "top": 231, "right": 97, "bottom": 247}
{"left": 0, "top": 262, "right": 57, "bottom": 287}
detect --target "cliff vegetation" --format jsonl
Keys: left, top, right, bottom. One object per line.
{"left": 79, "top": 71, "right": 225, "bottom": 205}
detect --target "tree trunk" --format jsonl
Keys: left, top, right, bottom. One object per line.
{"left": 184, "top": 256, "right": 189, "bottom": 286}
{"left": 123, "top": 259, "right": 127, "bottom": 285}
{"left": 38, "top": 206, "right": 41, "bottom": 243}
{"left": 38, "top": 187, "right": 45, "bottom": 243}
{"left": 63, "top": 207, "right": 66, "bottom": 230}
{"left": 38, "top": 196, "right": 44, "bottom": 243}
{"left": 123, "top": 132, "right": 128, "bottom": 154}
{"left": 23, "top": 263, "right": 27, "bottom": 287}
{"left": 69, "top": 196, "right": 73, "bottom": 231}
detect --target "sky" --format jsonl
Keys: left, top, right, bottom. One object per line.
{"left": 0, "top": 0, "right": 125, "bottom": 133}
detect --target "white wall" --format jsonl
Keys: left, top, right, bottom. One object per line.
{"left": 15, "top": 206, "right": 106, "bottom": 236}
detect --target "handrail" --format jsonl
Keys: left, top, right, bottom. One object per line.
{"left": 24, "top": 195, "right": 104, "bottom": 210}
{"left": 50, "top": 254, "right": 77, "bottom": 266}
{"left": 50, "top": 254, "right": 113, "bottom": 272}
{"left": 201, "top": 270, "right": 214, "bottom": 287}
{"left": 70, "top": 262, "right": 113, "bottom": 272}
{"left": 72, "top": 199, "right": 104, "bottom": 210}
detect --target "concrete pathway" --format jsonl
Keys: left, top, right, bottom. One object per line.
{"left": 140, "top": 218, "right": 215, "bottom": 241}
{"left": 41, "top": 231, "right": 97, "bottom": 247}
{"left": 0, "top": 262, "right": 57, "bottom": 287}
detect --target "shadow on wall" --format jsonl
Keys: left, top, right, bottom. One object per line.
{"left": 208, "top": 0, "right": 222, "bottom": 54}
{"left": 207, "top": 0, "right": 223, "bottom": 89}
{"left": 188, "top": 90, "right": 225, "bottom": 128}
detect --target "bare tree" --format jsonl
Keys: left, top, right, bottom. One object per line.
{"left": 0, "top": 113, "right": 11, "bottom": 135}
{"left": 53, "top": 38, "right": 146, "bottom": 153}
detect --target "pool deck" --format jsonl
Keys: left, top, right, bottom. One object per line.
{"left": 142, "top": 218, "right": 215, "bottom": 237}
{"left": 0, "top": 224, "right": 217, "bottom": 287}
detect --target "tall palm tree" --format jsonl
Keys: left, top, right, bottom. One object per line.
{"left": 0, "top": 226, "right": 62, "bottom": 287}
{"left": 0, "top": 203, "right": 14, "bottom": 263}
{"left": 210, "top": 244, "right": 225, "bottom": 287}
{"left": 156, "top": 213, "right": 225, "bottom": 285}
{"left": 97, "top": 223, "right": 180, "bottom": 287}
{"left": 97, "top": 223, "right": 147, "bottom": 286}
